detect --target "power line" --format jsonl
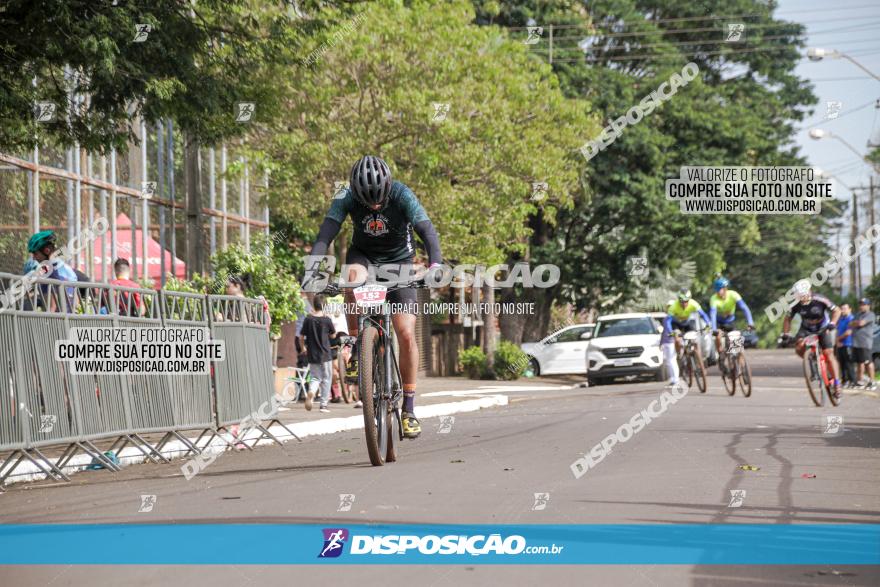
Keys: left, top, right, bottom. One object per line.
{"left": 802, "top": 100, "right": 878, "bottom": 131}
{"left": 547, "top": 45, "right": 817, "bottom": 63}
{"left": 506, "top": 13, "right": 877, "bottom": 35}
{"left": 506, "top": 3, "right": 880, "bottom": 32}
{"left": 540, "top": 18, "right": 880, "bottom": 45}
{"left": 544, "top": 45, "right": 880, "bottom": 64}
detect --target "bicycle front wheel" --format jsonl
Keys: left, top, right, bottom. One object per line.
{"left": 803, "top": 350, "right": 824, "bottom": 407}
{"left": 737, "top": 353, "right": 752, "bottom": 397}
{"left": 359, "top": 326, "right": 389, "bottom": 466}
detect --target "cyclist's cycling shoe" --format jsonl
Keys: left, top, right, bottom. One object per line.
{"left": 402, "top": 412, "right": 421, "bottom": 439}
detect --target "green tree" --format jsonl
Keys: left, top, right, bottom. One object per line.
{"left": 474, "top": 0, "right": 835, "bottom": 342}
{"left": 0, "top": 0, "right": 351, "bottom": 151}
{"left": 250, "top": 0, "right": 598, "bottom": 267}
{"left": 202, "top": 233, "right": 303, "bottom": 336}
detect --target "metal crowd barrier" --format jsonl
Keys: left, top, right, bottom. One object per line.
{"left": 208, "top": 295, "right": 294, "bottom": 448}
{"left": 0, "top": 272, "right": 279, "bottom": 485}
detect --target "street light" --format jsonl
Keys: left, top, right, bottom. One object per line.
{"left": 806, "top": 47, "right": 880, "bottom": 82}
{"left": 809, "top": 128, "right": 878, "bottom": 171}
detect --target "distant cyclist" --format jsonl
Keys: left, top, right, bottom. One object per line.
{"left": 304, "top": 156, "right": 442, "bottom": 438}
{"left": 664, "top": 288, "right": 711, "bottom": 341}
{"left": 662, "top": 287, "right": 711, "bottom": 385}
{"left": 780, "top": 279, "right": 842, "bottom": 398}
{"left": 709, "top": 276, "right": 754, "bottom": 372}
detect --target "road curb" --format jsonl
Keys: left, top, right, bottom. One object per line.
{"left": 0, "top": 395, "right": 509, "bottom": 486}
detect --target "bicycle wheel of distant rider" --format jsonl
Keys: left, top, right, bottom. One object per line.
{"left": 737, "top": 353, "right": 752, "bottom": 398}
{"left": 826, "top": 355, "right": 841, "bottom": 407}
{"left": 721, "top": 355, "right": 736, "bottom": 396}
{"left": 338, "top": 353, "right": 352, "bottom": 403}
{"left": 802, "top": 349, "right": 824, "bottom": 407}
{"left": 692, "top": 348, "right": 708, "bottom": 393}
{"left": 679, "top": 354, "right": 692, "bottom": 387}
{"left": 359, "top": 325, "right": 389, "bottom": 466}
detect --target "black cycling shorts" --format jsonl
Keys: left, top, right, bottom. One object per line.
{"left": 718, "top": 322, "right": 737, "bottom": 333}
{"left": 853, "top": 347, "right": 872, "bottom": 364}
{"left": 344, "top": 246, "right": 418, "bottom": 311}
{"left": 670, "top": 319, "right": 697, "bottom": 333}
{"left": 795, "top": 326, "right": 835, "bottom": 350}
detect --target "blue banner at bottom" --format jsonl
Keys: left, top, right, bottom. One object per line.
{"left": 0, "top": 524, "right": 877, "bottom": 565}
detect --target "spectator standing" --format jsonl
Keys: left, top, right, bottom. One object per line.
{"left": 851, "top": 298, "right": 877, "bottom": 390}
{"left": 108, "top": 258, "right": 145, "bottom": 316}
{"left": 836, "top": 303, "right": 855, "bottom": 387}
{"left": 301, "top": 294, "right": 335, "bottom": 413}
{"left": 294, "top": 290, "right": 313, "bottom": 369}
{"left": 27, "top": 230, "right": 77, "bottom": 312}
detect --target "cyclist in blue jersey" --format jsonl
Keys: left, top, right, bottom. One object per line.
{"left": 709, "top": 276, "right": 755, "bottom": 373}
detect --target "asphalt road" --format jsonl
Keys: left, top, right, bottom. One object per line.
{"left": 2, "top": 350, "right": 879, "bottom": 586}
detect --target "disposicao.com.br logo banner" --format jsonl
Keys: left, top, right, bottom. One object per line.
{"left": 1, "top": 524, "right": 879, "bottom": 565}
{"left": 317, "top": 527, "right": 562, "bottom": 559}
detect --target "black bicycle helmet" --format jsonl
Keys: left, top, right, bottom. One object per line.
{"left": 349, "top": 155, "right": 392, "bottom": 209}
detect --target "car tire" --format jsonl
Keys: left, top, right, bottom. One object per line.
{"left": 528, "top": 357, "right": 540, "bottom": 377}
{"left": 587, "top": 377, "right": 602, "bottom": 387}
{"left": 654, "top": 365, "right": 667, "bottom": 382}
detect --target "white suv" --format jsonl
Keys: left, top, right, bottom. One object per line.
{"left": 585, "top": 313, "right": 665, "bottom": 385}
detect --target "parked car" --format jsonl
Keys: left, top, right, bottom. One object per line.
{"left": 520, "top": 324, "right": 595, "bottom": 376}
{"left": 585, "top": 313, "right": 664, "bottom": 385}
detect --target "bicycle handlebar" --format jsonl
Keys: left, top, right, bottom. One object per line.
{"left": 316, "top": 278, "right": 428, "bottom": 297}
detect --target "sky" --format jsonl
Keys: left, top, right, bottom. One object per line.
{"left": 778, "top": 0, "right": 880, "bottom": 202}
{"left": 775, "top": 0, "right": 880, "bottom": 292}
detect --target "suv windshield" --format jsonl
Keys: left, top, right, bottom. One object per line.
{"left": 595, "top": 317, "right": 657, "bottom": 338}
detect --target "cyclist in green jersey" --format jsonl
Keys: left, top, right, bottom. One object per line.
{"left": 709, "top": 276, "right": 755, "bottom": 371}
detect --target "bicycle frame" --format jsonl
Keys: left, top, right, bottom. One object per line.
{"left": 358, "top": 305, "right": 404, "bottom": 435}
{"left": 804, "top": 334, "right": 831, "bottom": 388}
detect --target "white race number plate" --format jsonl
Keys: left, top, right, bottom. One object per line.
{"left": 353, "top": 284, "right": 388, "bottom": 307}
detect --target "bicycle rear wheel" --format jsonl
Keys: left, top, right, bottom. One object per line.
{"left": 338, "top": 353, "right": 352, "bottom": 403}
{"left": 386, "top": 410, "right": 398, "bottom": 463}
{"left": 737, "top": 354, "right": 752, "bottom": 397}
{"left": 721, "top": 354, "right": 736, "bottom": 396}
{"left": 824, "top": 355, "right": 841, "bottom": 407}
{"left": 359, "top": 325, "right": 389, "bottom": 466}
{"left": 803, "top": 350, "right": 824, "bottom": 407}
{"left": 679, "top": 352, "right": 692, "bottom": 387}
{"left": 692, "top": 348, "right": 707, "bottom": 393}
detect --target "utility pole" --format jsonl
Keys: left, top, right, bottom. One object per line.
{"left": 851, "top": 189, "right": 859, "bottom": 298}
{"left": 836, "top": 229, "right": 843, "bottom": 296}
{"left": 870, "top": 176, "right": 876, "bottom": 279}
{"left": 549, "top": 24, "right": 554, "bottom": 65}
{"left": 184, "top": 134, "right": 204, "bottom": 278}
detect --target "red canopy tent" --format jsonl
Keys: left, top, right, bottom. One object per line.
{"left": 90, "top": 213, "right": 186, "bottom": 282}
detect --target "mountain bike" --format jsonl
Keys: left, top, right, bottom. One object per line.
{"left": 676, "top": 329, "right": 707, "bottom": 393}
{"left": 321, "top": 279, "right": 426, "bottom": 466}
{"left": 719, "top": 329, "right": 752, "bottom": 397}
{"left": 797, "top": 326, "right": 841, "bottom": 407}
